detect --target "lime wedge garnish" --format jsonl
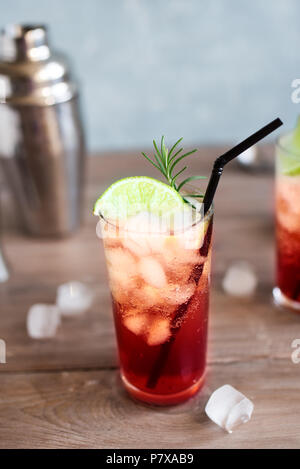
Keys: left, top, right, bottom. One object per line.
{"left": 93, "top": 176, "right": 185, "bottom": 219}
{"left": 291, "top": 116, "right": 300, "bottom": 151}
{"left": 280, "top": 157, "right": 300, "bottom": 176}
{"left": 279, "top": 118, "right": 300, "bottom": 176}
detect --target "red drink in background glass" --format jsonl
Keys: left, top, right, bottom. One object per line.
{"left": 276, "top": 177, "right": 300, "bottom": 306}
{"left": 100, "top": 208, "right": 213, "bottom": 405}
{"left": 274, "top": 128, "right": 300, "bottom": 310}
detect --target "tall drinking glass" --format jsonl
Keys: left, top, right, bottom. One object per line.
{"left": 274, "top": 133, "right": 300, "bottom": 310}
{"left": 99, "top": 207, "right": 213, "bottom": 405}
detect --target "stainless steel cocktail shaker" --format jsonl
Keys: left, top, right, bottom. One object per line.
{"left": 0, "top": 24, "right": 85, "bottom": 237}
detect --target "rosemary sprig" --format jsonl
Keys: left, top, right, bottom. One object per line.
{"left": 141, "top": 136, "right": 206, "bottom": 203}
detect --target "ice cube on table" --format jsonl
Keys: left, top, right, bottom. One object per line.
{"left": 56, "top": 281, "right": 93, "bottom": 316}
{"left": 27, "top": 304, "right": 61, "bottom": 339}
{"left": 138, "top": 256, "right": 167, "bottom": 289}
{"left": 205, "top": 384, "right": 254, "bottom": 433}
{"left": 222, "top": 262, "right": 257, "bottom": 297}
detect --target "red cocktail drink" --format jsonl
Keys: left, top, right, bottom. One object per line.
{"left": 100, "top": 208, "right": 213, "bottom": 405}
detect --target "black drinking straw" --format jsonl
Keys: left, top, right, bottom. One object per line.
{"left": 147, "top": 117, "right": 283, "bottom": 390}
{"left": 203, "top": 118, "right": 283, "bottom": 216}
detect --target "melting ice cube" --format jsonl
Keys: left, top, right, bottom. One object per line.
{"left": 123, "top": 236, "right": 152, "bottom": 257}
{"left": 106, "top": 247, "right": 137, "bottom": 273}
{"left": 222, "top": 262, "right": 257, "bottom": 297}
{"left": 56, "top": 281, "right": 93, "bottom": 316}
{"left": 162, "top": 283, "right": 196, "bottom": 305}
{"left": 138, "top": 257, "right": 167, "bottom": 289}
{"left": 122, "top": 212, "right": 166, "bottom": 256}
{"left": 123, "top": 313, "right": 148, "bottom": 336}
{"left": 27, "top": 304, "right": 61, "bottom": 339}
{"left": 124, "top": 211, "right": 163, "bottom": 233}
{"left": 147, "top": 318, "right": 171, "bottom": 346}
{"left": 205, "top": 384, "right": 254, "bottom": 433}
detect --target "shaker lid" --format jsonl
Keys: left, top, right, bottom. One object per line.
{"left": 0, "top": 24, "right": 50, "bottom": 62}
{"left": 0, "top": 24, "right": 77, "bottom": 106}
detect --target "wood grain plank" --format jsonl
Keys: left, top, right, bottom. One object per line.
{"left": 0, "top": 358, "right": 299, "bottom": 449}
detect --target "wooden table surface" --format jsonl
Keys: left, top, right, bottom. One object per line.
{"left": 1, "top": 145, "right": 300, "bottom": 449}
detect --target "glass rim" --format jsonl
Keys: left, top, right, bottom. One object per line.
{"left": 98, "top": 203, "right": 214, "bottom": 235}
{"left": 276, "top": 132, "right": 300, "bottom": 159}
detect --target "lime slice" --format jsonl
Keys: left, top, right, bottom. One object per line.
{"left": 93, "top": 176, "right": 184, "bottom": 219}
{"left": 279, "top": 143, "right": 300, "bottom": 175}
{"left": 279, "top": 118, "right": 300, "bottom": 176}
{"left": 280, "top": 156, "right": 300, "bottom": 176}
{"left": 292, "top": 116, "right": 300, "bottom": 151}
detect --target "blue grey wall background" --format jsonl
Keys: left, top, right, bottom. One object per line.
{"left": 1, "top": 0, "right": 300, "bottom": 151}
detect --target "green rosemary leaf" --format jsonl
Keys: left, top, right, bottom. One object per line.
{"left": 153, "top": 139, "right": 160, "bottom": 157}
{"left": 183, "top": 194, "right": 204, "bottom": 198}
{"left": 141, "top": 152, "right": 162, "bottom": 172}
{"left": 161, "top": 135, "right": 165, "bottom": 157}
{"left": 153, "top": 139, "right": 165, "bottom": 169}
{"left": 168, "top": 137, "right": 183, "bottom": 158}
{"left": 177, "top": 175, "right": 206, "bottom": 191}
{"left": 141, "top": 136, "right": 205, "bottom": 209}
{"left": 182, "top": 196, "right": 198, "bottom": 208}
{"left": 169, "top": 149, "right": 197, "bottom": 175}
{"left": 171, "top": 166, "right": 187, "bottom": 184}
{"left": 153, "top": 149, "right": 165, "bottom": 173}
{"left": 169, "top": 147, "right": 183, "bottom": 163}
{"left": 161, "top": 136, "right": 168, "bottom": 167}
